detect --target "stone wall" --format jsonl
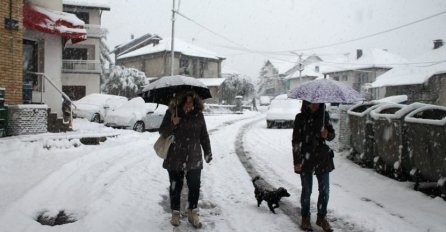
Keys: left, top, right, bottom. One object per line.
{"left": 7, "top": 105, "right": 48, "bottom": 135}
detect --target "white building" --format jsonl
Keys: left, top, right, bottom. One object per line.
{"left": 62, "top": 0, "right": 111, "bottom": 100}
{"left": 23, "top": 0, "right": 88, "bottom": 116}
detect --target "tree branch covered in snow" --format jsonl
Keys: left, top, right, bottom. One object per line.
{"left": 102, "top": 66, "right": 149, "bottom": 98}
{"left": 219, "top": 73, "right": 255, "bottom": 104}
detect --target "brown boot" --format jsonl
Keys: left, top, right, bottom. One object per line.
{"left": 316, "top": 215, "right": 333, "bottom": 232}
{"left": 301, "top": 216, "right": 313, "bottom": 231}
{"left": 170, "top": 210, "right": 180, "bottom": 227}
{"left": 187, "top": 209, "right": 202, "bottom": 228}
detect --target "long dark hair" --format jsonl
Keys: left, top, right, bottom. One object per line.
{"left": 169, "top": 91, "right": 204, "bottom": 114}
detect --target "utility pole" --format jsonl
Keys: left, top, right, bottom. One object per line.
{"left": 297, "top": 53, "right": 304, "bottom": 85}
{"left": 291, "top": 52, "right": 304, "bottom": 86}
{"left": 170, "top": 0, "right": 176, "bottom": 76}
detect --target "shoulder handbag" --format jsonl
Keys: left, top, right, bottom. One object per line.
{"left": 153, "top": 135, "right": 175, "bottom": 159}
{"left": 314, "top": 143, "right": 335, "bottom": 175}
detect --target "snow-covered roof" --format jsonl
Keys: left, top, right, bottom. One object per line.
{"left": 63, "top": 0, "right": 111, "bottom": 10}
{"left": 373, "top": 95, "right": 408, "bottom": 104}
{"left": 268, "top": 59, "right": 296, "bottom": 74}
{"left": 118, "top": 38, "right": 224, "bottom": 60}
{"left": 285, "top": 64, "right": 324, "bottom": 80}
{"left": 323, "top": 49, "right": 407, "bottom": 73}
{"left": 32, "top": 4, "right": 85, "bottom": 27}
{"left": 198, "top": 78, "right": 225, "bottom": 87}
{"left": 370, "top": 46, "right": 446, "bottom": 88}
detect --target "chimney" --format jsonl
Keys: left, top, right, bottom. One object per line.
{"left": 356, "top": 49, "right": 363, "bottom": 59}
{"left": 131, "top": 34, "right": 135, "bottom": 40}
{"left": 433, "top": 39, "right": 443, "bottom": 49}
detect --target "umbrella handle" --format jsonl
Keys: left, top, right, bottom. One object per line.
{"left": 321, "top": 104, "right": 326, "bottom": 132}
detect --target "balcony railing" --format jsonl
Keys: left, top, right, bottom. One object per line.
{"left": 84, "top": 24, "right": 107, "bottom": 38}
{"left": 62, "top": 60, "right": 102, "bottom": 73}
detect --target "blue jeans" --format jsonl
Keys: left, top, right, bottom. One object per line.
{"left": 300, "top": 172, "right": 330, "bottom": 217}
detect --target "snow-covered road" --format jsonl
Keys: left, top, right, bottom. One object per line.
{"left": 0, "top": 112, "right": 445, "bottom": 232}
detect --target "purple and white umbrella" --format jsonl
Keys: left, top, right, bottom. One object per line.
{"left": 288, "top": 79, "right": 364, "bottom": 104}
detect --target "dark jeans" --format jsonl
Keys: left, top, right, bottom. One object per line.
{"left": 168, "top": 169, "right": 201, "bottom": 211}
{"left": 300, "top": 172, "right": 330, "bottom": 217}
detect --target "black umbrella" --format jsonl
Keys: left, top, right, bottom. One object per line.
{"left": 139, "top": 75, "right": 212, "bottom": 105}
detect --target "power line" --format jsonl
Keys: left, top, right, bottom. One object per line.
{"left": 257, "top": 9, "right": 446, "bottom": 53}
{"left": 175, "top": 10, "right": 300, "bottom": 64}
{"left": 201, "top": 9, "right": 446, "bottom": 55}
{"left": 175, "top": 10, "right": 253, "bottom": 53}
{"left": 321, "top": 59, "right": 446, "bottom": 66}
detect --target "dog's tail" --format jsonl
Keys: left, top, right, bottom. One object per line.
{"left": 252, "top": 176, "right": 260, "bottom": 186}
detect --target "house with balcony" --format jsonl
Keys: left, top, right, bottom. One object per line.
{"left": 369, "top": 40, "right": 446, "bottom": 106}
{"left": 116, "top": 36, "right": 225, "bottom": 102}
{"left": 61, "top": 0, "right": 110, "bottom": 100}
{"left": 0, "top": 0, "right": 90, "bottom": 135}
{"left": 323, "top": 49, "right": 407, "bottom": 100}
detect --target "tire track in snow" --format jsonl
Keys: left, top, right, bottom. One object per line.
{"left": 235, "top": 118, "right": 372, "bottom": 232}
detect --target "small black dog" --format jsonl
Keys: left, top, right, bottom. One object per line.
{"left": 252, "top": 176, "right": 290, "bottom": 214}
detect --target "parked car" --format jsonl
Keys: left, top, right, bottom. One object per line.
{"left": 72, "top": 93, "right": 128, "bottom": 123}
{"left": 266, "top": 94, "right": 302, "bottom": 128}
{"left": 104, "top": 97, "right": 168, "bottom": 132}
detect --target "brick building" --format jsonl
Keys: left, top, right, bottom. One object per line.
{"left": 0, "top": 0, "right": 23, "bottom": 105}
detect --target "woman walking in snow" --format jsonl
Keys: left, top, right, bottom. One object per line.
{"left": 292, "top": 100, "right": 335, "bottom": 232}
{"left": 159, "top": 91, "right": 212, "bottom": 228}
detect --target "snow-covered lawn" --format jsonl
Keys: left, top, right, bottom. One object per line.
{"left": 0, "top": 112, "right": 445, "bottom": 232}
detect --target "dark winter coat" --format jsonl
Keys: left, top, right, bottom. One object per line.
{"left": 292, "top": 101, "right": 335, "bottom": 174}
{"left": 159, "top": 107, "right": 212, "bottom": 171}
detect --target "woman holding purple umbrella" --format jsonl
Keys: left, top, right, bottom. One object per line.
{"left": 292, "top": 100, "right": 335, "bottom": 232}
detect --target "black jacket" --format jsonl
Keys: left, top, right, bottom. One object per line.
{"left": 159, "top": 108, "right": 212, "bottom": 171}
{"left": 292, "top": 102, "right": 335, "bottom": 174}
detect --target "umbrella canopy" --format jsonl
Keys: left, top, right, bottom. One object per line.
{"left": 140, "top": 75, "right": 212, "bottom": 105}
{"left": 288, "top": 79, "right": 364, "bottom": 103}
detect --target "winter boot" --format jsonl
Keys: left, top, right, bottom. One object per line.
{"left": 170, "top": 210, "right": 180, "bottom": 227}
{"left": 187, "top": 209, "right": 202, "bottom": 228}
{"left": 301, "top": 216, "right": 313, "bottom": 231}
{"left": 316, "top": 215, "right": 333, "bottom": 232}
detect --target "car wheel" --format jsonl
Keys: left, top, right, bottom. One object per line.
{"left": 133, "top": 121, "right": 145, "bottom": 132}
{"left": 92, "top": 114, "right": 100, "bottom": 123}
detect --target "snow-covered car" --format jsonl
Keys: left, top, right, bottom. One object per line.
{"left": 104, "top": 97, "right": 168, "bottom": 132}
{"left": 259, "top": 96, "right": 271, "bottom": 106}
{"left": 266, "top": 94, "right": 302, "bottom": 128}
{"left": 72, "top": 93, "right": 128, "bottom": 123}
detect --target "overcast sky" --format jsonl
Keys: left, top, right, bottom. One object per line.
{"left": 102, "top": 0, "right": 446, "bottom": 78}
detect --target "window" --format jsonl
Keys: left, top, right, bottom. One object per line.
{"left": 180, "top": 58, "right": 191, "bottom": 75}
{"left": 63, "top": 48, "right": 88, "bottom": 60}
{"left": 341, "top": 75, "right": 348, "bottom": 81}
{"left": 65, "top": 11, "right": 89, "bottom": 24}
{"left": 199, "top": 61, "right": 207, "bottom": 77}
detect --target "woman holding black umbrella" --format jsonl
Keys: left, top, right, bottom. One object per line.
{"left": 292, "top": 100, "right": 335, "bottom": 232}
{"left": 159, "top": 91, "right": 212, "bottom": 228}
